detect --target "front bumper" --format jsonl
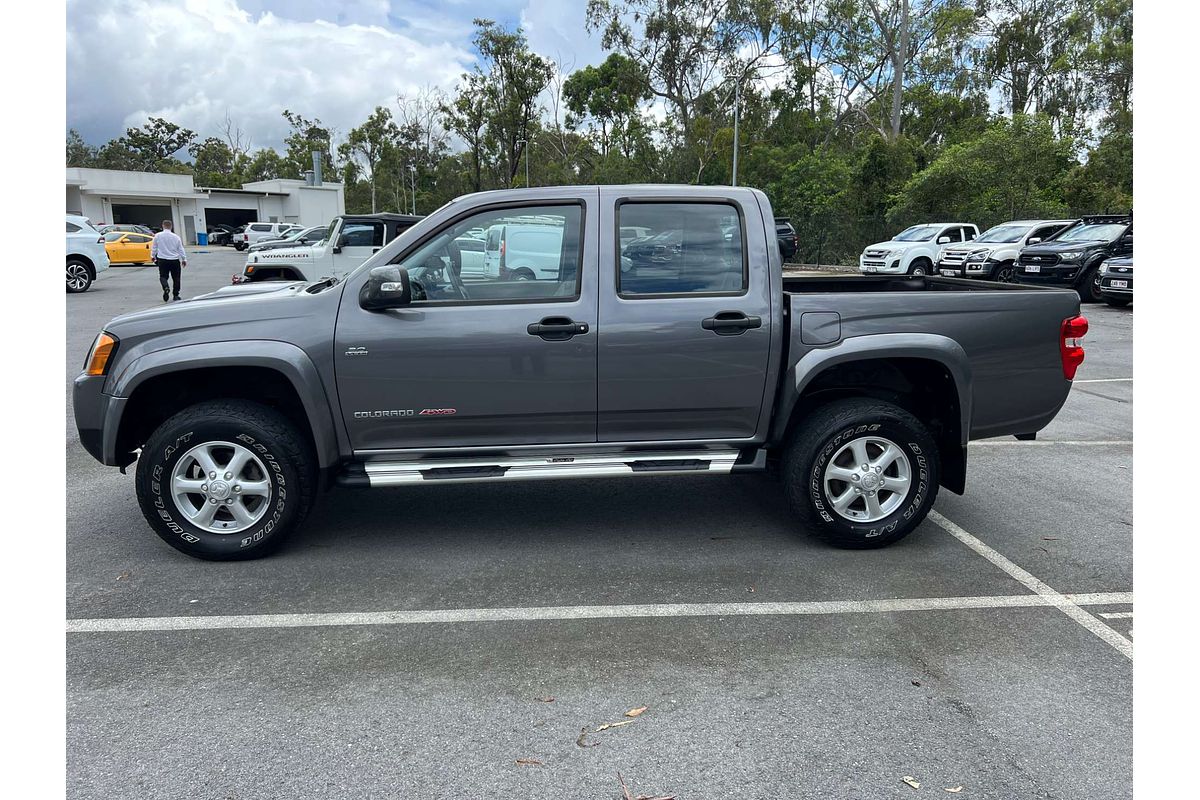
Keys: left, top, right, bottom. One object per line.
{"left": 937, "top": 258, "right": 997, "bottom": 279}
{"left": 73, "top": 374, "right": 129, "bottom": 466}
{"left": 1099, "top": 274, "right": 1134, "bottom": 296}
{"left": 1013, "top": 262, "right": 1083, "bottom": 287}
{"left": 859, "top": 257, "right": 905, "bottom": 274}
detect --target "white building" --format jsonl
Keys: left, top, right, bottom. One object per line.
{"left": 66, "top": 168, "right": 345, "bottom": 244}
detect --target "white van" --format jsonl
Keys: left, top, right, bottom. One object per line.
{"left": 483, "top": 222, "right": 566, "bottom": 281}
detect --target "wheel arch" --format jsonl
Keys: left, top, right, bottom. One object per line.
{"left": 67, "top": 253, "right": 96, "bottom": 277}
{"left": 108, "top": 342, "right": 342, "bottom": 471}
{"left": 772, "top": 334, "right": 972, "bottom": 494}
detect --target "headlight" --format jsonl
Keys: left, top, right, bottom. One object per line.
{"left": 84, "top": 332, "right": 118, "bottom": 376}
{"left": 1058, "top": 251, "right": 1083, "bottom": 261}
{"left": 965, "top": 248, "right": 992, "bottom": 261}
{"left": 1099, "top": 262, "right": 1110, "bottom": 274}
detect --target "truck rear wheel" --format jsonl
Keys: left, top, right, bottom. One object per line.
{"left": 135, "top": 400, "right": 316, "bottom": 560}
{"left": 782, "top": 398, "right": 940, "bottom": 549}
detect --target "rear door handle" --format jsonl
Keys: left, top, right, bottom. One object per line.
{"left": 528, "top": 316, "right": 589, "bottom": 341}
{"left": 702, "top": 311, "right": 762, "bottom": 335}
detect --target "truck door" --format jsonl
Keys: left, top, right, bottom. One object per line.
{"left": 332, "top": 219, "right": 385, "bottom": 277}
{"left": 596, "top": 190, "right": 773, "bottom": 441}
{"left": 334, "top": 192, "right": 599, "bottom": 450}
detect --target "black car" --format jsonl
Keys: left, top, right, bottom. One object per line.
{"left": 1097, "top": 255, "right": 1133, "bottom": 307}
{"left": 776, "top": 218, "right": 798, "bottom": 261}
{"left": 1014, "top": 214, "right": 1132, "bottom": 302}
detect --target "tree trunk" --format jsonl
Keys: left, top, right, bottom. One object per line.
{"left": 890, "top": 0, "right": 909, "bottom": 139}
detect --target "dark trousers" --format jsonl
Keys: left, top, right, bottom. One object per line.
{"left": 157, "top": 259, "right": 181, "bottom": 298}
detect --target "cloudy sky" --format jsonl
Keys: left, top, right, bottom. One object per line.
{"left": 66, "top": 0, "right": 609, "bottom": 150}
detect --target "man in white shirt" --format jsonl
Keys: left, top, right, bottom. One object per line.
{"left": 150, "top": 219, "right": 188, "bottom": 302}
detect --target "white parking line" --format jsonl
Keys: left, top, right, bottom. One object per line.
{"left": 1099, "top": 611, "right": 1134, "bottom": 619}
{"left": 1075, "top": 378, "right": 1132, "bottom": 383}
{"left": 64, "top": 591, "right": 1134, "bottom": 634}
{"left": 970, "top": 440, "right": 1132, "bottom": 447}
{"left": 929, "top": 511, "right": 1133, "bottom": 660}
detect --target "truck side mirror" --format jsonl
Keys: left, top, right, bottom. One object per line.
{"left": 333, "top": 234, "right": 349, "bottom": 254}
{"left": 937, "top": 236, "right": 951, "bottom": 244}
{"left": 360, "top": 265, "right": 411, "bottom": 310}
{"left": 1027, "top": 237, "right": 1042, "bottom": 244}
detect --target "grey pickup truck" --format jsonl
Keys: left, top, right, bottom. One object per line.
{"left": 74, "top": 185, "right": 1088, "bottom": 560}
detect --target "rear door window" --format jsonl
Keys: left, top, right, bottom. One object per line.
{"left": 617, "top": 202, "right": 746, "bottom": 296}
{"left": 341, "top": 222, "right": 385, "bottom": 247}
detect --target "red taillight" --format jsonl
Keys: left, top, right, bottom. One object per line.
{"left": 1060, "top": 315, "right": 1088, "bottom": 380}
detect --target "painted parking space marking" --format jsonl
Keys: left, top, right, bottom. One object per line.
{"left": 1074, "top": 378, "right": 1132, "bottom": 383}
{"left": 929, "top": 510, "right": 1133, "bottom": 660}
{"left": 969, "top": 440, "right": 1131, "bottom": 447}
{"left": 65, "top": 591, "right": 1134, "bottom": 634}
{"left": 1099, "top": 611, "right": 1133, "bottom": 619}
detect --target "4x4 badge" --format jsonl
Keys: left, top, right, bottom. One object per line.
{"left": 345, "top": 346, "right": 368, "bottom": 357}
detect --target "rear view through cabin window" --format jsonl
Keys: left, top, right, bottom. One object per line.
{"left": 617, "top": 202, "right": 746, "bottom": 296}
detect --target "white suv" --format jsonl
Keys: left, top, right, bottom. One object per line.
{"left": 859, "top": 223, "right": 979, "bottom": 276}
{"left": 937, "top": 219, "right": 1076, "bottom": 283}
{"left": 66, "top": 214, "right": 110, "bottom": 293}
{"left": 236, "top": 222, "right": 301, "bottom": 251}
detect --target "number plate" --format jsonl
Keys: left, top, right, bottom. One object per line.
{"left": 940, "top": 269, "right": 959, "bottom": 277}
{"left": 862, "top": 265, "right": 877, "bottom": 273}
{"left": 1110, "top": 279, "right": 1128, "bottom": 288}
{"left": 1024, "top": 264, "right": 1041, "bottom": 273}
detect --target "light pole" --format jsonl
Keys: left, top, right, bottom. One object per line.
{"left": 408, "top": 164, "right": 417, "bottom": 215}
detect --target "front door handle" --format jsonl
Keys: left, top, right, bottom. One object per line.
{"left": 702, "top": 311, "right": 762, "bottom": 335}
{"left": 528, "top": 316, "right": 589, "bottom": 341}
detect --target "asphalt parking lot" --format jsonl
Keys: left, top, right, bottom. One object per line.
{"left": 66, "top": 247, "right": 1132, "bottom": 799}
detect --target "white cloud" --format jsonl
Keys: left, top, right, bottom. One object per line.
{"left": 66, "top": 0, "right": 475, "bottom": 151}
{"left": 519, "top": 0, "right": 608, "bottom": 74}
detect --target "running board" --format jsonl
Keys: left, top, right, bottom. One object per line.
{"left": 342, "top": 450, "right": 742, "bottom": 487}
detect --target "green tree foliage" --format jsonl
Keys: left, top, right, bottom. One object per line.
{"left": 341, "top": 106, "right": 399, "bottom": 213}
{"left": 188, "top": 137, "right": 239, "bottom": 188}
{"left": 281, "top": 110, "right": 336, "bottom": 179}
{"left": 562, "top": 53, "right": 651, "bottom": 157}
{"left": 121, "top": 117, "right": 196, "bottom": 171}
{"left": 890, "top": 115, "right": 1074, "bottom": 226}
{"left": 66, "top": 129, "right": 96, "bottom": 167}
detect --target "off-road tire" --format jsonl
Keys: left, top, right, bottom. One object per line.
{"left": 1078, "top": 263, "right": 1105, "bottom": 303}
{"left": 782, "top": 398, "right": 940, "bottom": 549}
{"left": 135, "top": 400, "right": 316, "bottom": 560}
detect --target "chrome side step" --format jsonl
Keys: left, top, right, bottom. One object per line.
{"left": 349, "top": 450, "right": 741, "bottom": 487}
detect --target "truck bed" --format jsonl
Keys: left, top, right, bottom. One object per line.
{"left": 780, "top": 274, "right": 1081, "bottom": 442}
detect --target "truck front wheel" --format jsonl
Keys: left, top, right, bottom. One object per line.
{"left": 135, "top": 400, "right": 316, "bottom": 560}
{"left": 782, "top": 398, "right": 940, "bottom": 548}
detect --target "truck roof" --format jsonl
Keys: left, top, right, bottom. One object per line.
{"left": 343, "top": 212, "right": 423, "bottom": 223}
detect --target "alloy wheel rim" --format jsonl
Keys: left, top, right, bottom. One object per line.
{"left": 66, "top": 264, "right": 89, "bottom": 290}
{"left": 171, "top": 440, "right": 272, "bottom": 533}
{"left": 822, "top": 435, "right": 912, "bottom": 523}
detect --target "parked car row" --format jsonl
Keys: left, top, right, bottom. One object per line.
{"left": 860, "top": 214, "right": 1133, "bottom": 305}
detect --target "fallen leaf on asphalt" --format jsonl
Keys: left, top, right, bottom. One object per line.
{"left": 902, "top": 776, "right": 921, "bottom": 789}
{"left": 1042, "top": 537, "right": 1060, "bottom": 541}
{"left": 515, "top": 758, "right": 543, "bottom": 767}
{"left": 635, "top": 796, "right": 677, "bottom": 800}
{"left": 576, "top": 727, "right": 598, "bottom": 748}
{"left": 945, "top": 787, "right": 964, "bottom": 793}
{"left": 595, "top": 720, "right": 636, "bottom": 732}
{"left": 625, "top": 706, "right": 648, "bottom": 717}
{"left": 747, "top": 586, "right": 756, "bottom": 593}
{"left": 116, "top": 571, "right": 131, "bottom": 581}
{"left": 911, "top": 679, "right": 921, "bottom": 687}
{"left": 536, "top": 696, "right": 555, "bottom": 703}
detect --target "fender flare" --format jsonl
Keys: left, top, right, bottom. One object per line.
{"left": 772, "top": 333, "right": 973, "bottom": 447}
{"left": 107, "top": 340, "right": 342, "bottom": 469}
